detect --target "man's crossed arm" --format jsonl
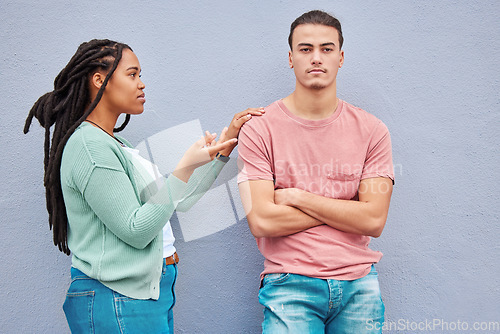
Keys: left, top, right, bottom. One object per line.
{"left": 239, "top": 177, "right": 393, "bottom": 238}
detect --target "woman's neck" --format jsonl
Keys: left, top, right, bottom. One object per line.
{"left": 85, "top": 107, "right": 119, "bottom": 136}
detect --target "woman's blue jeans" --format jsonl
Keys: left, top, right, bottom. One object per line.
{"left": 259, "top": 265, "right": 385, "bottom": 334}
{"left": 63, "top": 261, "right": 177, "bottom": 333}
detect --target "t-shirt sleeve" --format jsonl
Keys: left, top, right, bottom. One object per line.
{"left": 361, "top": 121, "right": 395, "bottom": 183}
{"left": 237, "top": 121, "right": 274, "bottom": 183}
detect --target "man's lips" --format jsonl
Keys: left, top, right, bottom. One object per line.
{"left": 308, "top": 68, "right": 326, "bottom": 73}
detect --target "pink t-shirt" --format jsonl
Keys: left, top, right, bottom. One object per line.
{"left": 237, "top": 99, "right": 394, "bottom": 280}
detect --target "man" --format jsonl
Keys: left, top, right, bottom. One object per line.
{"left": 237, "top": 10, "right": 394, "bottom": 333}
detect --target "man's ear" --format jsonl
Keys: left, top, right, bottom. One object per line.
{"left": 90, "top": 72, "right": 105, "bottom": 89}
{"left": 289, "top": 50, "right": 294, "bottom": 69}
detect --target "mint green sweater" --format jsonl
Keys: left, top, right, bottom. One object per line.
{"left": 60, "top": 122, "right": 226, "bottom": 299}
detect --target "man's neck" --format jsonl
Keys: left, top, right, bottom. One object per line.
{"left": 283, "top": 84, "right": 339, "bottom": 120}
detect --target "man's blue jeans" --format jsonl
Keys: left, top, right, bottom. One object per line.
{"left": 259, "top": 265, "right": 385, "bottom": 334}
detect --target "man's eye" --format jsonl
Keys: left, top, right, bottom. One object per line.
{"left": 300, "top": 48, "right": 310, "bottom": 52}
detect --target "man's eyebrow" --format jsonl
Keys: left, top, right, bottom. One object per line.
{"left": 297, "top": 42, "right": 336, "bottom": 47}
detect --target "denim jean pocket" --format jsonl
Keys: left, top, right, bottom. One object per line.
{"left": 112, "top": 291, "right": 172, "bottom": 333}
{"left": 63, "top": 290, "right": 95, "bottom": 333}
{"left": 262, "top": 273, "right": 290, "bottom": 287}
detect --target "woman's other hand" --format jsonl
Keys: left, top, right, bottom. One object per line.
{"left": 173, "top": 132, "right": 237, "bottom": 182}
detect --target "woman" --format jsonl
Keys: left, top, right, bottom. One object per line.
{"left": 23, "top": 39, "right": 263, "bottom": 333}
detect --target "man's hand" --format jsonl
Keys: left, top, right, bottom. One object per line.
{"left": 239, "top": 180, "right": 322, "bottom": 238}
{"left": 274, "top": 188, "right": 305, "bottom": 207}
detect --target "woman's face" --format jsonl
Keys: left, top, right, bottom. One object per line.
{"left": 101, "top": 49, "right": 146, "bottom": 115}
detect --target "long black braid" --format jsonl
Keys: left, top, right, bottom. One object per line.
{"left": 24, "top": 39, "right": 132, "bottom": 255}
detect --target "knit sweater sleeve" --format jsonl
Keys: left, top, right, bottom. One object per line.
{"left": 82, "top": 166, "right": 187, "bottom": 249}
{"left": 64, "top": 125, "right": 188, "bottom": 250}
{"left": 175, "top": 158, "right": 227, "bottom": 212}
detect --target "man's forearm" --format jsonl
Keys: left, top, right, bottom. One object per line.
{"left": 239, "top": 180, "right": 322, "bottom": 238}
{"left": 275, "top": 178, "right": 393, "bottom": 237}
{"left": 246, "top": 201, "right": 322, "bottom": 238}
{"left": 290, "top": 192, "right": 383, "bottom": 237}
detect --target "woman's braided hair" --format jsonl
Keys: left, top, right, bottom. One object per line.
{"left": 24, "top": 39, "right": 132, "bottom": 255}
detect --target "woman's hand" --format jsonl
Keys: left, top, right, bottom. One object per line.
{"left": 172, "top": 132, "right": 237, "bottom": 183}
{"left": 218, "top": 108, "right": 265, "bottom": 157}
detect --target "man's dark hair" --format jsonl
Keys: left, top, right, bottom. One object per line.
{"left": 288, "top": 10, "right": 343, "bottom": 50}
{"left": 24, "top": 39, "right": 132, "bottom": 255}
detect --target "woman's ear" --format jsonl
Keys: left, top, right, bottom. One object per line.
{"left": 91, "top": 72, "right": 105, "bottom": 90}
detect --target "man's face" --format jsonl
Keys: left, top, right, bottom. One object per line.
{"left": 289, "top": 24, "right": 344, "bottom": 91}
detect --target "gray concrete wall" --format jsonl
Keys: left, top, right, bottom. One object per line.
{"left": 1, "top": 1, "right": 499, "bottom": 333}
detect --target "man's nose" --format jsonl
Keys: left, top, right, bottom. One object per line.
{"left": 311, "top": 50, "right": 322, "bottom": 65}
